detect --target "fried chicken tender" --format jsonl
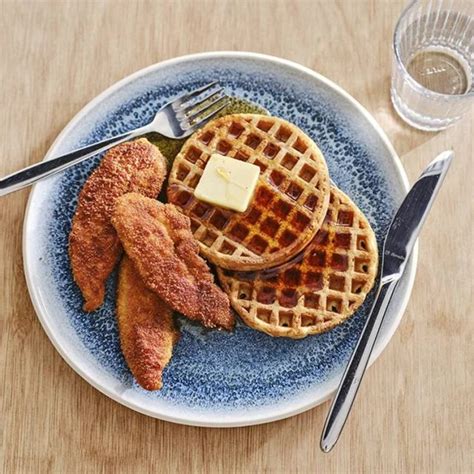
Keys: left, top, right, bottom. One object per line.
{"left": 69, "top": 138, "right": 167, "bottom": 312}
{"left": 111, "top": 193, "right": 234, "bottom": 330}
{"left": 117, "top": 255, "right": 179, "bottom": 390}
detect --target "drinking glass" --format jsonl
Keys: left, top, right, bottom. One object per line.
{"left": 391, "top": 0, "right": 474, "bottom": 131}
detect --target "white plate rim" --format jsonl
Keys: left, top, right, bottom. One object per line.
{"left": 22, "top": 51, "right": 418, "bottom": 427}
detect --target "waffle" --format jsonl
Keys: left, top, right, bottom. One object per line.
{"left": 167, "top": 114, "right": 330, "bottom": 271}
{"left": 217, "top": 186, "right": 379, "bottom": 338}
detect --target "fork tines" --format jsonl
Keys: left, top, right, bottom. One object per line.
{"left": 174, "top": 82, "right": 229, "bottom": 131}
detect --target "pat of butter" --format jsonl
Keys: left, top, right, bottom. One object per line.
{"left": 194, "top": 154, "right": 260, "bottom": 212}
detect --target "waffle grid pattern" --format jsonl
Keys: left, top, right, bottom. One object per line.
{"left": 218, "top": 187, "right": 379, "bottom": 338}
{"left": 168, "top": 114, "right": 330, "bottom": 270}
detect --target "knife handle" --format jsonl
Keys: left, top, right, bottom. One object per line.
{"left": 320, "top": 277, "right": 398, "bottom": 452}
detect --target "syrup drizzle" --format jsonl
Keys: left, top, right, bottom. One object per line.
{"left": 228, "top": 215, "right": 339, "bottom": 286}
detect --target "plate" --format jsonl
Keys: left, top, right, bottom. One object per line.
{"left": 23, "top": 52, "right": 417, "bottom": 427}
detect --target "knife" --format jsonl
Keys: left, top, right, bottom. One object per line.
{"left": 320, "top": 150, "right": 453, "bottom": 453}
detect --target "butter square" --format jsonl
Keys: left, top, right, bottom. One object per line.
{"left": 194, "top": 154, "right": 260, "bottom": 213}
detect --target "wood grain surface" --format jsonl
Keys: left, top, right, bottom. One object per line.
{"left": 1, "top": 1, "right": 473, "bottom": 472}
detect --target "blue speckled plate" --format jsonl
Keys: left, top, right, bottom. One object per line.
{"left": 23, "top": 52, "right": 417, "bottom": 427}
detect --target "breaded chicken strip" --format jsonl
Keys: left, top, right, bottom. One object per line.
{"left": 69, "top": 138, "right": 167, "bottom": 311}
{"left": 117, "top": 255, "right": 179, "bottom": 390}
{"left": 112, "top": 193, "right": 234, "bottom": 330}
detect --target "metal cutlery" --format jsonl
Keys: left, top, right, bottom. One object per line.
{"left": 321, "top": 150, "right": 453, "bottom": 452}
{"left": 0, "top": 82, "right": 228, "bottom": 197}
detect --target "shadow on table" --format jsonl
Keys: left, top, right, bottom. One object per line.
{"left": 355, "top": 74, "right": 438, "bottom": 158}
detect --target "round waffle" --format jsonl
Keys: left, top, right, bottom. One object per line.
{"left": 217, "top": 186, "right": 379, "bottom": 338}
{"left": 167, "top": 114, "right": 330, "bottom": 271}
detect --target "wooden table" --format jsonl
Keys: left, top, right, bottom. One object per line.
{"left": 1, "top": 1, "right": 472, "bottom": 472}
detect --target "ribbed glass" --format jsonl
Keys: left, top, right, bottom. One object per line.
{"left": 391, "top": 0, "right": 473, "bottom": 131}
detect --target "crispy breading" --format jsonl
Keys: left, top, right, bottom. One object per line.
{"left": 111, "top": 193, "right": 234, "bottom": 330}
{"left": 69, "top": 138, "right": 167, "bottom": 311}
{"left": 117, "top": 255, "right": 179, "bottom": 390}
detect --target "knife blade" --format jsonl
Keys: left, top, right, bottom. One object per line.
{"left": 320, "top": 150, "right": 453, "bottom": 453}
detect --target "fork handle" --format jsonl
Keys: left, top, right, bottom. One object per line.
{"left": 0, "top": 125, "right": 150, "bottom": 197}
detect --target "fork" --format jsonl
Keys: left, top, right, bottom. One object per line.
{"left": 0, "top": 82, "right": 228, "bottom": 197}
